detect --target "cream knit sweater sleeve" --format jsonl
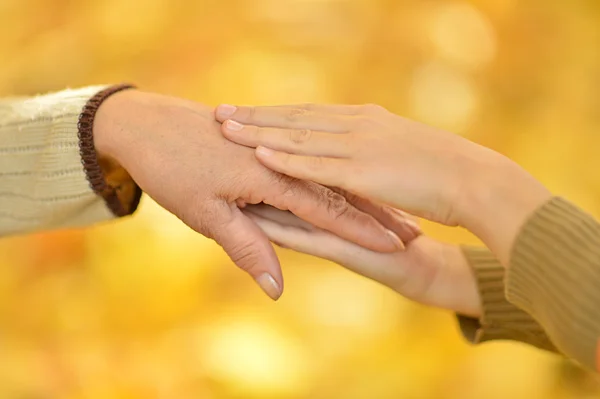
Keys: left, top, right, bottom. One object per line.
{"left": 0, "top": 86, "right": 118, "bottom": 236}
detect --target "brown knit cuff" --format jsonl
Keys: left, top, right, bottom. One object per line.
{"left": 78, "top": 84, "right": 141, "bottom": 217}
{"left": 457, "top": 246, "right": 557, "bottom": 352}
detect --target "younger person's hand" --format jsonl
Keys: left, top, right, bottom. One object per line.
{"left": 243, "top": 204, "right": 481, "bottom": 317}
{"left": 215, "top": 103, "right": 485, "bottom": 226}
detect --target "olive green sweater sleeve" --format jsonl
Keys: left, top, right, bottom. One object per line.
{"left": 457, "top": 247, "right": 557, "bottom": 352}
{"left": 458, "top": 197, "right": 600, "bottom": 372}
{"left": 506, "top": 197, "right": 600, "bottom": 371}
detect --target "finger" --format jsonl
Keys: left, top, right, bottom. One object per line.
{"left": 390, "top": 208, "right": 421, "bottom": 226}
{"left": 215, "top": 105, "right": 350, "bottom": 132}
{"left": 255, "top": 147, "right": 346, "bottom": 189}
{"left": 265, "top": 177, "right": 404, "bottom": 253}
{"left": 244, "top": 204, "right": 314, "bottom": 231}
{"left": 205, "top": 202, "right": 283, "bottom": 300}
{"left": 248, "top": 191, "right": 422, "bottom": 244}
{"left": 329, "top": 188, "right": 422, "bottom": 243}
{"left": 245, "top": 197, "right": 421, "bottom": 245}
{"left": 254, "top": 154, "right": 416, "bottom": 249}
{"left": 243, "top": 211, "right": 403, "bottom": 287}
{"left": 222, "top": 121, "right": 352, "bottom": 157}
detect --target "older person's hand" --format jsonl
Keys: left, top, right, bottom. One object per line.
{"left": 92, "top": 91, "right": 419, "bottom": 299}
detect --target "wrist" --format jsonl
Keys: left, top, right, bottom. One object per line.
{"left": 93, "top": 88, "right": 139, "bottom": 164}
{"left": 81, "top": 85, "right": 141, "bottom": 216}
{"left": 439, "top": 243, "right": 482, "bottom": 318}
{"left": 412, "top": 237, "right": 481, "bottom": 318}
{"left": 456, "top": 150, "right": 551, "bottom": 266}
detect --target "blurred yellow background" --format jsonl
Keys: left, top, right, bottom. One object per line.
{"left": 1, "top": 0, "right": 600, "bottom": 398}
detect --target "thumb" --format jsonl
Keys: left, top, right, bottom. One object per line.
{"left": 207, "top": 202, "right": 283, "bottom": 300}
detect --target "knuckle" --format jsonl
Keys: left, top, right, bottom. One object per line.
{"left": 229, "top": 241, "right": 261, "bottom": 273}
{"left": 332, "top": 187, "right": 359, "bottom": 203}
{"left": 324, "top": 189, "right": 350, "bottom": 220}
{"left": 306, "top": 155, "right": 324, "bottom": 170}
{"left": 286, "top": 108, "right": 309, "bottom": 122}
{"left": 255, "top": 126, "right": 267, "bottom": 140}
{"left": 269, "top": 173, "right": 297, "bottom": 201}
{"left": 245, "top": 106, "right": 257, "bottom": 122}
{"left": 289, "top": 128, "right": 312, "bottom": 144}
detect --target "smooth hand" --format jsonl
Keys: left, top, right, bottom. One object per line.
{"left": 243, "top": 204, "right": 481, "bottom": 317}
{"left": 93, "top": 91, "right": 420, "bottom": 300}
{"left": 215, "top": 103, "right": 552, "bottom": 266}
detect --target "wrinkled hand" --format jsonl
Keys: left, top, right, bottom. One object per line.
{"left": 93, "top": 91, "right": 420, "bottom": 299}
{"left": 215, "top": 103, "right": 492, "bottom": 226}
{"left": 243, "top": 204, "right": 481, "bottom": 317}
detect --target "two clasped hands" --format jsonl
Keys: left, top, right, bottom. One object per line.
{"left": 96, "top": 90, "right": 551, "bottom": 320}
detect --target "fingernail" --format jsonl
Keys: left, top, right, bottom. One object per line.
{"left": 386, "top": 229, "right": 405, "bottom": 251}
{"left": 404, "top": 219, "right": 423, "bottom": 236}
{"left": 256, "top": 273, "right": 282, "bottom": 300}
{"left": 256, "top": 146, "right": 274, "bottom": 157}
{"left": 217, "top": 104, "right": 237, "bottom": 119}
{"left": 226, "top": 120, "right": 244, "bottom": 131}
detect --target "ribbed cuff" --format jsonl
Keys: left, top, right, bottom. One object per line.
{"left": 78, "top": 84, "right": 141, "bottom": 217}
{"left": 457, "top": 246, "right": 556, "bottom": 351}
{"left": 507, "top": 197, "right": 600, "bottom": 370}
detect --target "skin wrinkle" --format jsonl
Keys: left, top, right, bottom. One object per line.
{"left": 287, "top": 107, "right": 311, "bottom": 121}
{"left": 226, "top": 236, "right": 263, "bottom": 273}
{"left": 289, "top": 128, "right": 312, "bottom": 145}
{"left": 324, "top": 189, "right": 350, "bottom": 221}
{"left": 246, "top": 105, "right": 256, "bottom": 124}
